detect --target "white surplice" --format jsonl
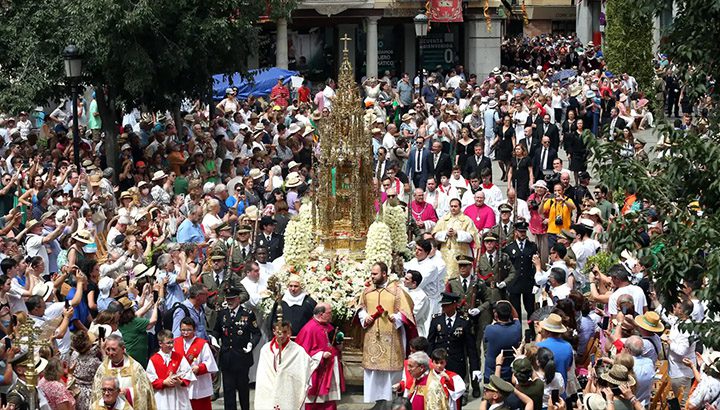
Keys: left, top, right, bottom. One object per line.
{"left": 254, "top": 340, "right": 322, "bottom": 410}
{"left": 146, "top": 351, "right": 196, "bottom": 410}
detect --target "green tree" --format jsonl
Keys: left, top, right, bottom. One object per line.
{"left": 0, "top": 0, "right": 266, "bottom": 167}
{"left": 603, "top": 0, "right": 654, "bottom": 91}
{"left": 590, "top": 0, "right": 720, "bottom": 348}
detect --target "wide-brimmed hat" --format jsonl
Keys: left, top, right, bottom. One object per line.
{"left": 132, "top": 264, "right": 157, "bottom": 279}
{"left": 249, "top": 168, "right": 264, "bottom": 180}
{"left": 539, "top": 313, "right": 568, "bottom": 333}
{"left": 311, "top": 110, "right": 322, "bottom": 121}
{"left": 583, "top": 393, "right": 608, "bottom": 410}
{"left": 287, "top": 160, "right": 301, "bottom": 170}
{"left": 120, "top": 191, "right": 133, "bottom": 200}
{"left": 600, "top": 364, "right": 636, "bottom": 386}
{"left": 31, "top": 281, "right": 55, "bottom": 301}
{"left": 151, "top": 170, "right": 168, "bottom": 181}
{"left": 71, "top": 229, "right": 94, "bottom": 244}
{"left": 634, "top": 311, "right": 665, "bottom": 333}
{"left": 26, "top": 219, "right": 41, "bottom": 230}
{"left": 569, "top": 85, "right": 582, "bottom": 97}
{"left": 302, "top": 126, "right": 315, "bottom": 137}
{"left": 287, "top": 123, "right": 302, "bottom": 135}
{"left": 401, "top": 114, "right": 412, "bottom": 122}
{"left": 285, "top": 172, "right": 303, "bottom": 188}
{"left": 532, "top": 180, "right": 548, "bottom": 189}
{"left": 244, "top": 205, "right": 260, "bottom": 221}
{"left": 559, "top": 229, "right": 576, "bottom": 240}
{"left": 88, "top": 323, "right": 113, "bottom": 343}
{"left": 586, "top": 207, "right": 603, "bottom": 220}
{"left": 487, "top": 100, "right": 498, "bottom": 109}
{"left": 118, "top": 297, "right": 133, "bottom": 310}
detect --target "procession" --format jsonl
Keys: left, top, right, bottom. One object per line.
{"left": 0, "top": 0, "right": 718, "bottom": 409}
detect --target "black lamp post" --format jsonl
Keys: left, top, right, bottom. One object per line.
{"left": 63, "top": 45, "right": 83, "bottom": 169}
{"left": 414, "top": 12, "right": 429, "bottom": 100}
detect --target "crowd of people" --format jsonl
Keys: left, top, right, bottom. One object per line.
{"left": 0, "top": 32, "right": 714, "bottom": 410}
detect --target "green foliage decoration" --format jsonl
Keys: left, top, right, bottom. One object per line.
{"left": 603, "top": 0, "right": 654, "bottom": 92}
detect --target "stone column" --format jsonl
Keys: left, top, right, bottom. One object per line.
{"left": 276, "top": 18, "right": 289, "bottom": 69}
{"left": 465, "top": 17, "right": 501, "bottom": 79}
{"left": 366, "top": 17, "right": 380, "bottom": 78}
{"left": 404, "top": 24, "right": 416, "bottom": 77}
{"left": 575, "top": 2, "right": 592, "bottom": 45}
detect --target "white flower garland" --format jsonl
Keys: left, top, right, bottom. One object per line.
{"left": 282, "top": 205, "right": 315, "bottom": 267}
{"left": 364, "top": 220, "right": 393, "bottom": 270}
{"left": 382, "top": 204, "right": 408, "bottom": 254}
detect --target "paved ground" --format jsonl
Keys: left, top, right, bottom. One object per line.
{"left": 212, "top": 127, "right": 658, "bottom": 410}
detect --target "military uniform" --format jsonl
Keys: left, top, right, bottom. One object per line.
{"left": 488, "top": 222, "right": 515, "bottom": 249}
{"left": 213, "top": 290, "right": 261, "bottom": 410}
{"left": 201, "top": 252, "right": 248, "bottom": 332}
{"left": 427, "top": 293, "right": 480, "bottom": 384}
{"left": 476, "top": 250, "right": 517, "bottom": 304}
{"left": 481, "top": 375, "right": 515, "bottom": 410}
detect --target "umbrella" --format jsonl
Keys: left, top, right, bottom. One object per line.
{"left": 548, "top": 68, "right": 577, "bottom": 85}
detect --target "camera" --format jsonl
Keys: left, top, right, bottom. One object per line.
{"left": 554, "top": 215, "right": 564, "bottom": 226}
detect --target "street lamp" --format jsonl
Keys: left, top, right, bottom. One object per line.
{"left": 414, "top": 12, "right": 429, "bottom": 99}
{"left": 63, "top": 45, "right": 83, "bottom": 169}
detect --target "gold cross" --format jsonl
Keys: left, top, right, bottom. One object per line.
{"left": 340, "top": 34, "right": 352, "bottom": 52}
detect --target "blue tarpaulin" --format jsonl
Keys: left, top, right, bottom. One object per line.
{"left": 212, "top": 68, "right": 298, "bottom": 101}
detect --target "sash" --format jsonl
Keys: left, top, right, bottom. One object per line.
{"left": 150, "top": 352, "right": 182, "bottom": 381}
{"left": 174, "top": 337, "right": 206, "bottom": 366}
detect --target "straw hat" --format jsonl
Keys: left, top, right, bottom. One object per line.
{"left": 583, "top": 393, "right": 608, "bottom": 410}
{"left": 118, "top": 297, "right": 134, "bottom": 311}
{"left": 311, "top": 110, "right": 322, "bottom": 121}
{"left": 600, "top": 364, "right": 636, "bottom": 386}
{"left": 88, "top": 323, "right": 113, "bottom": 343}
{"left": 31, "top": 281, "right": 55, "bottom": 301}
{"left": 89, "top": 174, "right": 102, "bottom": 187}
{"left": 487, "top": 100, "right": 498, "bottom": 109}
{"left": 244, "top": 205, "right": 260, "bottom": 221}
{"left": 287, "top": 160, "right": 301, "bottom": 170}
{"left": 401, "top": 114, "right": 412, "bottom": 122}
{"left": 586, "top": 207, "right": 603, "bottom": 220}
{"left": 634, "top": 311, "right": 665, "bottom": 333}
{"left": 132, "top": 264, "right": 158, "bottom": 279}
{"left": 302, "top": 126, "right": 315, "bottom": 137}
{"left": 539, "top": 313, "right": 568, "bottom": 333}
{"left": 151, "top": 170, "right": 168, "bottom": 181}
{"left": 25, "top": 219, "right": 41, "bottom": 230}
{"left": 71, "top": 229, "right": 94, "bottom": 244}
{"left": 287, "top": 123, "right": 302, "bottom": 135}
{"left": 285, "top": 172, "right": 303, "bottom": 188}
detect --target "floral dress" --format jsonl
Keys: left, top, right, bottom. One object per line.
{"left": 69, "top": 346, "right": 102, "bottom": 410}
{"left": 38, "top": 378, "right": 76, "bottom": 410}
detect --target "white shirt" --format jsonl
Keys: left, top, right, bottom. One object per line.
{"left": 382, "top": 132, "right": 397, "bottom": 150}
{"left": 425, "top": 189, "right": 449, "bottom": 218}
{"left": 668, "top": 320, "right": 696, "bottom": 378}
{"left": 404, "top": 257, "right": 441, "bottom": 301}
{"left": 32, "top": 301, "right": 71, "bottom": 355}
{"left": 181, "top": 337, "right": 218, "bottom": 399}
{"left": 608, "top": 284, "right": 647, "bottom": 315}
{"left": 322, "top": 86, "right": 336, "bottom": 109}
{"left": 481, "top": 184, "right": 505, "bottom": 211}
{"left": 405, "top": 287, "right": 430, "bottom": 336}
{"left": 25, "top": 234, "right": 50, "bottom": 276}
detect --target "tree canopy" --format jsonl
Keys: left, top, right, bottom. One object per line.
{"left": 603, "top": 0, "right": 654, "bottom": 92}
{"left": 590, "top": 0, "right": 720, "bottom": 347}
{"left": 0, "top": 0, "right": 265, "bottom": 112}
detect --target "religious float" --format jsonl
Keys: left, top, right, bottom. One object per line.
{"left": 258, "top": 35, "right": 410, "bottom": 385}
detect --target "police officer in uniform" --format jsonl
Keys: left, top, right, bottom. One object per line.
{"left": 213, "top": 287, "right": 260, "bottom": 410}
{"left": 447, "top": 255, "right": 492, "bottom": 398}
{"left": 488, "top": 203, "right": 515, "bottom": 248}
{"left": 428, "top": 292, "right": 480, "bottom": 408}
{"left": 476, "top": 234, "right": 516, "bottom": 305}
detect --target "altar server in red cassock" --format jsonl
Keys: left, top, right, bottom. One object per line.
{"left": 147, "top": 330, "right": 196, "bottom": 410}
{"left": 174, "top": 317, "right": 218, "bottom": 410}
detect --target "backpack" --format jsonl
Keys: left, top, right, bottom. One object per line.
{"left": 161, "top": 302, "right": 191, "bottom": 331}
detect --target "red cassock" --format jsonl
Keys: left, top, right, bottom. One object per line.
{"left": 295, "top": 318, "right": 346, "bottom": 410}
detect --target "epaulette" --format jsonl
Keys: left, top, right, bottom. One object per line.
{"left": 433, "top": 313, "right": 443, "bottom": 318}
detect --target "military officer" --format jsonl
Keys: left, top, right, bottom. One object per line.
{"left": 447, "top": 255, "right": 492, "bottom": 398}
{"left": 213, "top": 287, "right": 261, "bottom": 410}
{"left": 481, "top": 375, "right": 516, "bottom": 410}
{"left": 503, "top": 221, "right": 539, "bottom": 327}
{"left": 428, "top": 292, "right": 480, "bottom": 408}
{"left": 477, "top": 234, "right": 516, "bottom": 305}
{"left": 488, "top": 203, "right": 515, "bottom": 248}
{"left": 232, "top": 224, "right": 255, "bottom": 272}
{"left": 200, "top": 249, "right": 247, "bottom": 332}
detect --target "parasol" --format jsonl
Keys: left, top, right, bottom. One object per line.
{"left": 548, "top": 69, "right": 577, "bottom": 85}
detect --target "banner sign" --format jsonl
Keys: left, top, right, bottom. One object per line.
{"left": 430, "top": 0, "right": 464, "bottom": 23}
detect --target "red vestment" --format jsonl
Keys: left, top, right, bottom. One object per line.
{"left": 295, "top": 318, "right": 346, "bottom": 410}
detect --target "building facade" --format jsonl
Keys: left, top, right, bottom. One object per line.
{"left": 251, "top": 0, "right": 574, "bottom": 83}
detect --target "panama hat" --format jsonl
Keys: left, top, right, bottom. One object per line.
{"left": 539, "top": 313, "right": 567, "bottom": 333}
{"left": 600, "top": 364, "right": 636, "bottom": 386}
{"left": 244, "top": 205, "right": 260, "bottom": 221}
{"left": 31, "top": 281, "right": 55, "bottom": 301}
{"left": 132, "top": 264, "right": 157, "bottom": 279}
{"left": 634, "top": 311, "right": 665, "bottom": 333}
{"left": 285, "top": 172, "right": 303, "bottom": 188}
{"left": 71, "top": 229, "right": 94, "bottom": 244}
{"left": 88, "top": 323, "right": 113, "bottom": 343}
{"left": 151, "top": 170, "right": 168, "bottom": 181}
{"left": 487, "top": 100, "right": 498, "bottom": 109}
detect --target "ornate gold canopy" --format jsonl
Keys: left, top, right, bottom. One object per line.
{"left": 316, "top": 35, "right": 375, "bottom": 253}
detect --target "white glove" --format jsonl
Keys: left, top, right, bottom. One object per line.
{"left": 472, "top": 371, "right": 482, "bottom": 381}
{"left": 468, "top": 308, "right": 481, "bottom": 317}
{"left": 392, "top": 313, "right": 404, "bottom": 328}
{"left": 497, "top": 281, "right": 506, "bottom": 289}
{"left": 243, "top": 342, "right": 252, "bottom": 353}
{"left": 532, "top": 286, "right": 540, "bottom": 294}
